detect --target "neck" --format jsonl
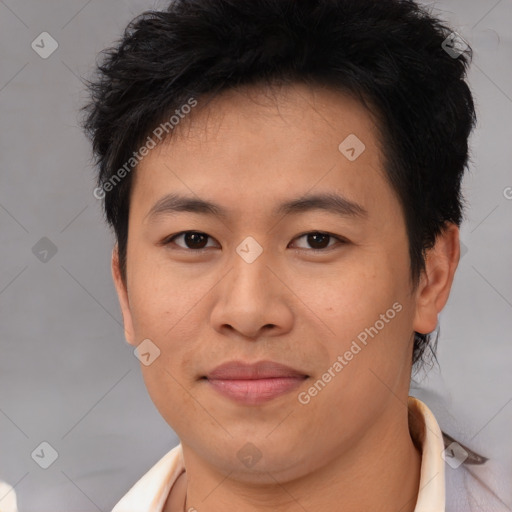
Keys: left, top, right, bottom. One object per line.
{"left": 176, "top": 402, "right": 422, "bottom": 512}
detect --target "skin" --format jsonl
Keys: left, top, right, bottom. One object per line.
{"left": 111, "top": 82, "right": 460, "bottom": 512}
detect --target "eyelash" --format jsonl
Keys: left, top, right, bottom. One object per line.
{"left": 161, "top": 231, "right": 348, "bottom": 253}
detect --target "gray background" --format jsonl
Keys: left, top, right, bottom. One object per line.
{"left": 0, "top": 0, "right": 511, "bottom": 510}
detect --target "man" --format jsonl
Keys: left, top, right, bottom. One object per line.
{"left": 81, "top": 0, "right": 502, "bottom": 510}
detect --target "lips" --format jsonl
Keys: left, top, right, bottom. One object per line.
{"left": 203, "top": 360, "right": 309, "bottom": 405}
{"left": 204, "top": 360, "right": 308, "bottom": 380}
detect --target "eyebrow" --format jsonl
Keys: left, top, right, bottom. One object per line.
{"left": 145, "top": 191, "right": 368, "bottom": 223}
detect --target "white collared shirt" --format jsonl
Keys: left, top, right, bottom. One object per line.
{"left": 111, "top": 396, "right": 447, "bottom": 512}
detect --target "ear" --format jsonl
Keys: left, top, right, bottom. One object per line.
{"left": 111, "top": 244, "right": 137, "bottom": 346}
{"left": 412, "top": 223, "right": 460, "bottom": 335}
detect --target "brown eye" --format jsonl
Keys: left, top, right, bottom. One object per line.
{"left": 164, "top": 231, "right": 215, "bottom": 250}
{"left": 290, "top": 231, "right": 346, "bottom": 252}
{"left": 305, "top": 233, "right": 330, "bottom": 249}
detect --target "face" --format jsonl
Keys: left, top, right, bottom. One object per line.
{"left": 112, "top": 82, "right": 457, "bottom": 483}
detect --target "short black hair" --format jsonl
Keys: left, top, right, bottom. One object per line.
{"left": 80, "top": 0, "right": 476, "bottom": 368}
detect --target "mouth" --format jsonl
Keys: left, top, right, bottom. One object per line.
{"left": 201, "top": 360, "right": 309, "bottom": 405}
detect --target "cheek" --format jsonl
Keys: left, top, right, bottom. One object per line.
{"left": 296, "top": 259, "right": 410, "bottom": 379}
{"left": 295, "top": 260, "right": 393, "bottom": 332}
{"left": 140, "top": 361, "right": 212, "bottom": 442}
{"left": 127, "top": 255, "right": 199, "bottom": 334}
{"left": 127, "top": 261, "right": 217, "bottom": 373}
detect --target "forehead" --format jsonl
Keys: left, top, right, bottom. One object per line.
{"left": 131, "top": 82, "right": 400, "bottom": 226}
{"left": 145, "top": 82, "right": 382, "bottom": 158}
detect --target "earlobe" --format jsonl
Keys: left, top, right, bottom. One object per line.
{"left": 111, "top": 245, "right": 137, "bottom": 346}
{"left": 412, "top": 223, "right": 460, "bottom": 335}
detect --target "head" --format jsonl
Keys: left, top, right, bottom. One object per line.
{"left": 81, "top": 0, "right": 476, "bottom": 481}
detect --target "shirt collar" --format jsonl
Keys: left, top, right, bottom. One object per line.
{"left": 409, "top": 396, "right": 446, "bottom": 511}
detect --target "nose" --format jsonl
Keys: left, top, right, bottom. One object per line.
{"left": 209, "top": 251, "right": 294, "bottom": 340}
